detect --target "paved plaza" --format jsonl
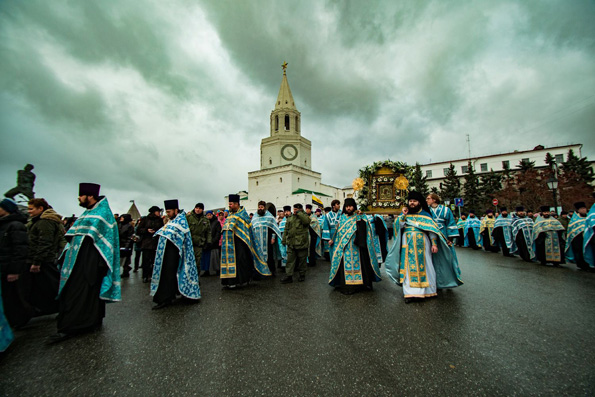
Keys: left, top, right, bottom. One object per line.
{"left": 1, "top": 247, "right": 594, "bottom": 396}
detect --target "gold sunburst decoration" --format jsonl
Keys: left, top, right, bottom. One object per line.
{"left": 352, "top": 177, "right": 365, "bottom": 191}
{"left": 394, "top": 174, "right": 409, "bottom": 190}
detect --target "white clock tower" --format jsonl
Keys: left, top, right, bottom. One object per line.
{"left": 260, "top": 62, "right": 312, "bottom": 170}
{"left": 241, "top": 63, "right": 349, "bottom": 212}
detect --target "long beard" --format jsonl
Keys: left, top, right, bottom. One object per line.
{"left": 344, "top": 208, "right": 355, "bottom": 216}
{"left": 543, "top": 214, "right": 550, "bottom": 218}
{"left": 502, "top": 213, "right": 508, "bottom": 218}
{"left": 257, "top": 209, "right": 265, "bottom": 216}
{"left": 408, "top": 203, "right": 422, "bottom": 214}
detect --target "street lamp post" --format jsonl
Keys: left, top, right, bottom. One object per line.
{"left": 546, "top": 176, "right": 559, "bottom": 215}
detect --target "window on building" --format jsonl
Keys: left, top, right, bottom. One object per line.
{"left": 462, "top": 165, "right": 468, "bottom": 173}
{"left": 426, "top": 170, "right": 433, "bottom": 178}
{"left": 522, "top": 158, "right": 529, "bottom": 163}
{"left": 284, "top": 114, "right": 290, "bottom": 130}
{"left": 315, "top": 182, "right": 317, "bottom": 186}
{"left": 304, "top": 160, "right": 307, "bottom": 166}
{"left": 298, "top": 177, "right": 300, "bottom": 182}
{"left": 502, "top": 160, "right": 510, "bottom": 169}
{"left": 443, "top": 168, "right": 449, "bottom": 176}
{"left": 295, "top": 116, "right": 299, "bottom": 132}
{"left": 269, "top": 158, "right": 272, "bottom": 165}
{"left": 555, "top": 154, "right": 564, "bottom": 163}
{"left": 256, "top": 181, "right": 259, "bottom": 186}
{"left": 280, "top": 178, "right": 282, "bottom": 183}
{"left": 480, "top": 163, "right": 488, "bottom": 172}
{"left": 275, "top": 115, "right": 279, "bottom": 131}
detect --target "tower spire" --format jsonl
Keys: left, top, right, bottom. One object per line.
{"left": 275, "top": 61, "right": 296, "bottom": 110}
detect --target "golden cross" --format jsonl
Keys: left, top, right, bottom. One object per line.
{"left": 282, "top": 61, "right": 288, "bottom": 73}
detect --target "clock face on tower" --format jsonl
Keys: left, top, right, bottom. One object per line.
{"left": 281, "top": 144, "right": 298, "bottom": 161}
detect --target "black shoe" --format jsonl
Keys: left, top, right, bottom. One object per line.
{"left": 404, "top": 298, "right": 413, "bottom": 304}
{"left": 152, "top": 300, "right": 173, "bottom": 310}
{"left": 47, "top": 332, "right": 72, "bottom": 344}
{"left": 143, "top": 278, "right": 149, "bottom": 283}
{"left": 298, "top": 275, "right": 306, "bottom": 282}
{"left": 280, "top": 276, "right": 293, "bottom": 284}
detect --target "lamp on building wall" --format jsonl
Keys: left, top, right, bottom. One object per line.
{"left": 546, "top": 176, "right": 559, "bottom": 215}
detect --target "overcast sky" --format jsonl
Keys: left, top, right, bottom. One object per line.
{"left": 1, "top": 0, "right": 594, "bottom": 217}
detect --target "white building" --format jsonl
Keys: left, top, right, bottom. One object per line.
{"left": 420, "top": 144, "right": 585, "bottom": 190}
{"left": 231, "top": 65, "right": 352, "bottom": 213}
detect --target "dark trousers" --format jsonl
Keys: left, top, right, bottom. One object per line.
{"left": 134, "top": 250, "right": 141, "bottom": 270}
{"left": 141, "top": 249, "right": 156, "bottom": 280}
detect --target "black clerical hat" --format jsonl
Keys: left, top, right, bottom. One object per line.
{"left": 344, "top": 198, "right": 357, "bottom": 208}
{"left": 283, "top": 205, "right": 291, "bottom": 212}
{"left": 79, "top": 183, "right": 100, "bottom": 197}
{"left": 486, "top": 209, "right": 493, "bottom": 214}
{"left": 500, "top": 207, "right": 508, "bottom": 212}
{"left": 229, "top": 194, "right": 240, "bottom": 203}
{"left": 305, "top": 204, "right": 313, "bottom": 210}
{"left": 515, "top": 206, "right": 525, "bottom": 212}
{"left": 540, "top": 205, "right": 550, "bottom": 212}
{"left": 164, "top": 199, "right": 178, "bottom": 210}
{"left": 148, "top": 205, "right": 161, "bottom": 213}
{"left": 574, "top": 202, "right": 586, "bottom": 210}
{"left": 293, "top": 203, "right": 303, "bottom": 209}
{"left": 407, "top": 190, "right": 425, "bottom": 202}
{"left": 195, "top": 203, "right": 204, "bottom": 209}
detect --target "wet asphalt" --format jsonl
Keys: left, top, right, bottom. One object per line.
{"left": 1, "top": 246, "right": 595, "bottom": 396}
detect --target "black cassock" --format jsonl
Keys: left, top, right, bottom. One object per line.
{"left": 492, "top": 228, "right": 512, "bottom": 256}
{"left": 267, "top": 229, "right": 277, "bottom": 274}
{"left": 374, "top": 217, "right": 388, "bottom": 262}
{"left": 57, "top": 237, "right": 108, "bottom": 334}
{"left": 332, "top": 219, "right": 375, "bottom": 294}
{"left": 153, "top": 240, "right": 180, "bottom": 305}
{"left": 457, "top": 229, "right": 465, "bottom": 247}
{"left": 535, "top": 230, "right": 565, "bottom": 265}
{"left": 481, "top": 230, "right": 500, "bottom": 253}
{"left": 467, "top": 230, "right": 481, "bottom": 250}
{"left": 514, "top": 232, "right": 534, "bottom": 262}
{"left": 221, "top": 235, "right": 253, "bottom": 286}
{"left": 571, "top": 233, "right": 590, "bottom": 270}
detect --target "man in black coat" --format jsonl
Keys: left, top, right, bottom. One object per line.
{"left": 137, "top": 206, "right": 164, "bottom": 283}
{"left": 0, "top": 198, "right": 33, "bottom": 328}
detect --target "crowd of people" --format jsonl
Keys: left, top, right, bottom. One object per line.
{"left": 1, "top": 182, "right": 594, "bottom": 352}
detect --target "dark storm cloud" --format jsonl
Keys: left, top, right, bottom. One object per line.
{"left": 0, "top": 0, "right": 593, "bottom": 215}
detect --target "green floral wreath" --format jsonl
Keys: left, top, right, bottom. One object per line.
{"left": 355, "top": 160, "right": 411, "bottom": 211}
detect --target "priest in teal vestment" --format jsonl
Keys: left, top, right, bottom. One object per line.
{"left": 52, "top": 183, "right": 120, "bottom": 343}
{"left": 584, "top": 203, "right": 595, "bottom": 271}
{"left": 566, "top": 202, "right": 594, "bottom": 270}
{"left": 533, "top": 206, "right": 565, "bottom": 266}
{"left": 220, "top": 194, "right": 271, "bottom": 288}
{"left": 385, "top": 191, "right": 463, "bottom": 303}
{"left": 328, "top": 198, "right": 381, "bottom": 294}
